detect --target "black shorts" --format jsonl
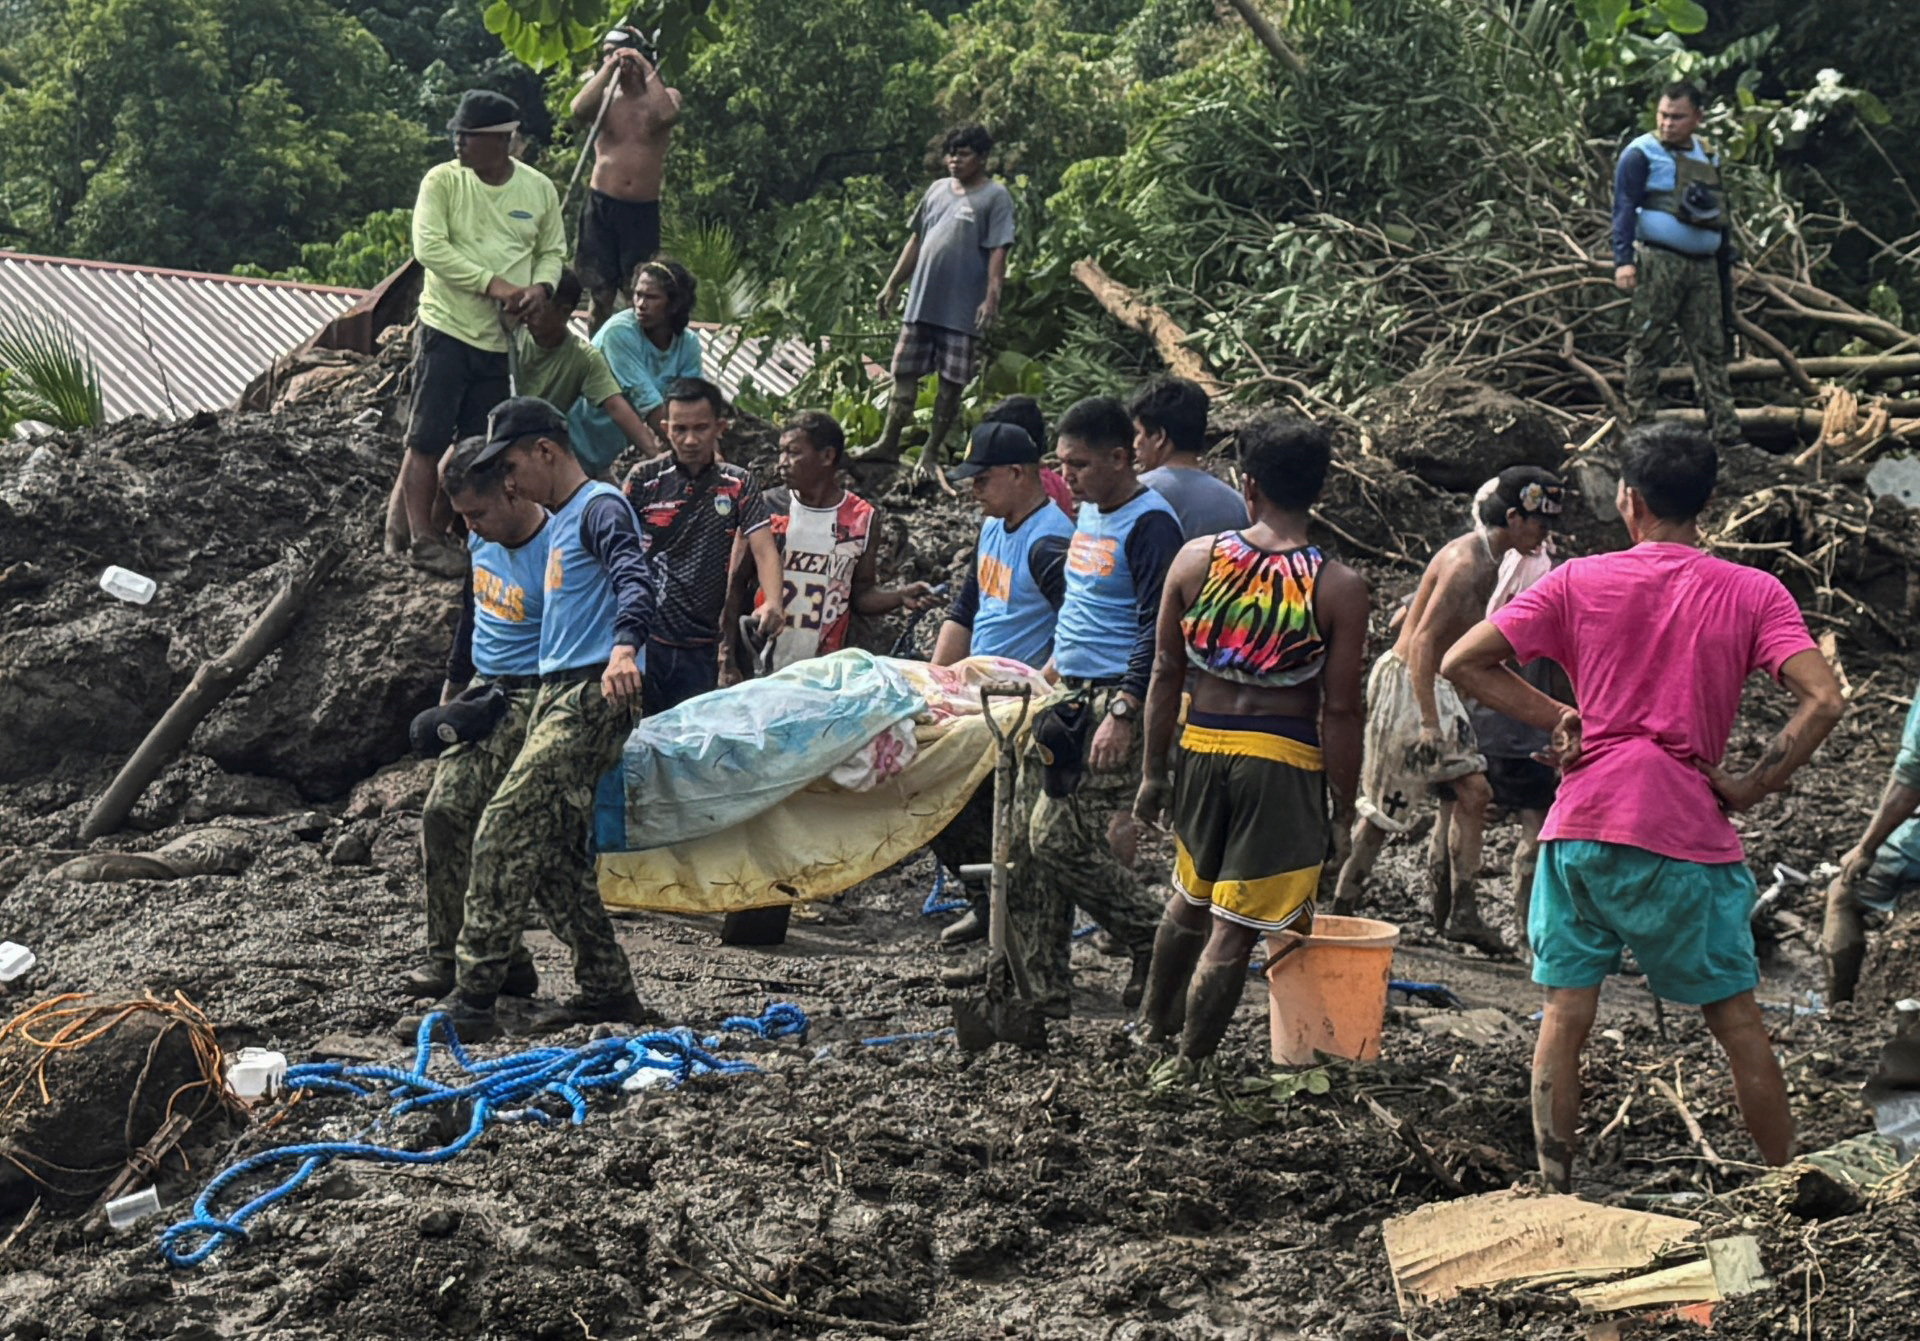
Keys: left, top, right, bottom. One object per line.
{"left": 1485, "top": 755, "right": 1558, "bottom": 813}
{"left": 407, "top": 326, "right": 509, "bottom": 456}
{"left": 576, "top": 191, "right": 661, "bottom": 296}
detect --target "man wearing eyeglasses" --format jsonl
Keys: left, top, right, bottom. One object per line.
{"left": 1331, "top": 467, "right": 1565, "bottom": 956}
{"left": 394, "top": 89, "right": 566, "bottom": 580}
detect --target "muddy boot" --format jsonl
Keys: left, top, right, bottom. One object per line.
{"left": 939, "top": 898, "right": 989, "bottom": 948}
{"left": 1122, "top": 947, "right": 1153, "bottom": 1011}
{"left": 1822, "top": 885, "right": 1868, "bottom": 1004}
{"left": 399, "top": 958, "right": 539, "bottom": 1000}
{"left": 941, "top": 958, "right": 987, "bottom": 989}
{"left": 1442, "top": 884, "right": 1509, "bottom": 955}
{"left": 395, "top": 993, "right": 499, "bottom": 1045}
{"left": 526, "top": 990, "right": 657, "bottom": 1035}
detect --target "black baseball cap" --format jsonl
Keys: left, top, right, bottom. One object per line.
{"left": 475, "top": 396, "right": 568, "bottom": 466}
{"left": 447, "top": 90, "right": 520, "bottom": 135}
{"left": 949, "top": 421, "right": 1040, "bottom": 481}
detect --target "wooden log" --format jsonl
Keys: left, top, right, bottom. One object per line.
{"left": 1657, "top": 353, "right": 1920, "bottom": 385}
{"left": 80, "top": 539, "right": 349, "bottom": 840}
{"left": 1070, "top": 259, "right": 1228, "bottom": 399}
{"left": 1653, "top": 405, "right": 1920, "bottom": 444}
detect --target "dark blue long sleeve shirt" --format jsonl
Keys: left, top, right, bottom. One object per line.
{"left": 1611, "top": 145, "right": 1650, "bottom": 268}
{"left": 580, "top": 492, "right": 656, "bottom": 652}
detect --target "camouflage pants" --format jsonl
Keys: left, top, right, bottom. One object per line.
{"left": 1622, "top": 244, "right": 1740, "bottom": 445}
{"left": 455, "top": 679, "right": 637, "bottom": 1003}
{"left": 998, "top": 685, "right": 1163, "bottom": 1014}
{"left": 419, "top": 682, "right": 536, "bottom": 973}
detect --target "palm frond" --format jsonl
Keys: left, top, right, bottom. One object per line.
{"left": 660, "top": 219, "right": 767, "bottom": 326}
{"left": 0, "top": 307, "right": 104, "bottom": 431}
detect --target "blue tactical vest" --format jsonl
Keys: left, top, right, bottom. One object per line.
{"left": 1053, "top": 488, "right": 1178, "bottom": 680}
{"left": 1630, "top": 132, "right": 1724, "bottom": 258}
{"left": 972, "top": 503, "right": 1076, "bottom": 669}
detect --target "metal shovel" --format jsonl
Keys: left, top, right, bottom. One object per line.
{"left": 953, "top": 680, "right": 1046, "bottom": 1052}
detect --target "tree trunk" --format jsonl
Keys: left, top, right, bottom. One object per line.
{"left": 1071, "top": 260, "right": 1228, "bottom": 399}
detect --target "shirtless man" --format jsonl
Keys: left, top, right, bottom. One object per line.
{"left": 1331, "top": 466, "right": 1563, "bottom": 952}
{"left": 571, "top": 27, "right": 681, "bottom": 332}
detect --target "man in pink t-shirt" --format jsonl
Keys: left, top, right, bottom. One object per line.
{"left": 1443, "top": 423, "right": 1843, "bottom": 1191}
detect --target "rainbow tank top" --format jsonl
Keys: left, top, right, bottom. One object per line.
{"left": 1180, "top": 533, "right": 1327, "bottom": 688}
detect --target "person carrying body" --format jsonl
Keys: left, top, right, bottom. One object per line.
{"left": 571, "top": 26, "right": 681, "bottom": 332}
{"left": 721, "top": 411, "right": 938, "bottom": 678}
{"left": 623, "top": 377, "right": 783, "bottom": 713}
{"left": 573, "top": 259, "right": 703, "bottom": 475}
{"left": 997, "top": 396, "right": 1183, "bottom": 1016}
{"left": 1613, "top": 80, "right": 1741, "bottom": 446}
{"left": 405, "top": 437, "right": 549, "bottom": 1001}
{"left": 920, "top": 420, "right": 1077, "bottom": 948}
{"left": 1132, "top": 416, "right": 1368, "bottom": 1074}
{"left": 408, "top": 396, "right": 657, "bottom": 1041}
{"left": 1127, "top": 377, "right": 1248, "bottom": 540}
{"left": 1331, "top": 467, "right": 1565, "bottom": 954}
{"left": 860, "top": 126, "right": 1014, "bottom": 479}
{"left": 396, "top": 90, "right": 564, "bottom": 579}
{"left": 1822, "top": 685, "right": 1920, "bottom": 1002}
{"left": 1445, "top": 422, "right": 1842, "bottom": 1190}
{"left": 512, "top": 268, "right": 657, "bottom": 473}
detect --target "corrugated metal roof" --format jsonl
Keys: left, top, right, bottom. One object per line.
{"left": 694, "top": 323, "right": 821, "bottom": 403}
{"left": 0, "top": 251, "right": 363, "bottom": 422}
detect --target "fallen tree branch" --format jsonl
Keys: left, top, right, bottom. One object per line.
{"left": 80, "top": 538, "right": 348, "bottom": 840}
{"left": 1071, "top": 259, "right": 1228, "bottom": 399}
{"left": 1653, "top": 405, "right": 1920, "bottom": 444}
{"left": 1221, "top": 0, "right": 1306, "bottom": 76}
{"left": 1649, "top": 1076, "right": 1727, "bottom": 1177}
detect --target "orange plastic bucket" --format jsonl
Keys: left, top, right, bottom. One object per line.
{"left": 1265, "top": 914, "right": 1400, "bottom": 1065}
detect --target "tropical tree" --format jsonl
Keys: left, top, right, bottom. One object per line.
{"left": 0, "top": 0, "right": 432, "bottom": 273}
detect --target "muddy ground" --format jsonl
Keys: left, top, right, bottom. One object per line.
{"left": 0, "top": 378, "right": 1917, "bottom": 1340}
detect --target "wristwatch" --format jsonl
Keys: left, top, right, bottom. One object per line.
{"left": 1108, "top": 695, "right": 1138, "bottom": 722}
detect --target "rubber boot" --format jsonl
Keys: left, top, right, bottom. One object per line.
{"left": 394, "top": 992, "right": 499, "bottom": 1044}
{"left": 399, "top": 958, "right": 539, "bottom": 999}
{"left": 939, "top": 897, "right": 989, "bottom": 948}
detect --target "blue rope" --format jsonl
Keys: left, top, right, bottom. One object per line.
{"left": 858, "top": 1027, "right": 954, "bottom": 1047}
{"left": 158, "top": 1002, "right": 808, "bottom": 1269}
{"left": 921, "top": 865, "right": 969, "bottom": 917}
{"left": 1389, "top": 979, "right": 1465, "bottom": 1009}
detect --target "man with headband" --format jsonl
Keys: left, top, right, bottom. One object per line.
{"left": 571, "top": 26, "right": 682, "bottom": 332}
{"left": 1331, "top": 466, "right": 1565, "bottom": 955}
{"left": 396, "top": 89, "right": 564, "bottom": 579}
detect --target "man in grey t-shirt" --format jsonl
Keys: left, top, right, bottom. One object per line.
{"left": 1127, "top": 377, "right": 1249, "bottom": 540}
{"left": 861, "top": 125, "right": 1015, "bottom": 484}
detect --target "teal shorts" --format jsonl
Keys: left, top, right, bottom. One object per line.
{"left": 1530, "top": 840, "right": 1759, "bottom": 1006}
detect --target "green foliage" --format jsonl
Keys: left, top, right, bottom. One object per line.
{"left": 932, "top": 0, "right": 1126, "bottom": 203}
{"left": 659, "top": 217, "right": 764, "bottom": 324}
{"left": 234, "top": 209, "right": 416, "bottom": 289}
{"left": 0, "top": 308, "right": 105, "bottom": 433}
{"left": 483, "top": 0, "right": 722, "bottom": 70}
{"left": 672, "top": 0, "right": 946, "bottom": 241}
{"left": 0, "top": 0, "right": 432, "bottom": 273}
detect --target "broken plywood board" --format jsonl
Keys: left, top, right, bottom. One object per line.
{"left": 1383, "top": 1188, "right": 1697, "bottom": 1312}
{"left": 1570, "top": 1235, "right": 1769, "bottom": 1313}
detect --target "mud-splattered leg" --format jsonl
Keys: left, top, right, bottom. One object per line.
{"left": 1532, "top": 985, "right": 1599, "bottom": 1191}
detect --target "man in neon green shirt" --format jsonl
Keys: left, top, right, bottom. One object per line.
{"left": 395, "top": 90, "right": 566, "bottom": 578}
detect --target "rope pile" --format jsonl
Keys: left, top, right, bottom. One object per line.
{"left": 158, "top": 1001, "right": 808, "bottom": 1269}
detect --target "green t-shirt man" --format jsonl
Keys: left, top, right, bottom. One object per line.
{"left": 413, "top": 158, "right": 565, "bottom": 352}
{"left": 513, "top": 328, "right": 622, "bottom": 413}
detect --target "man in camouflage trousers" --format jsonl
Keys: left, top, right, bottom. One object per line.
{"left": 407, "top": 437, "right": 549, "bottom": 1000}
{"left": 1614, "top": 80, "right": 1741, "bottom": 445}
{"left": 973, "top": 397, "right": 1181, "bottom": 1017}
{"left": 402, "top": 397, "right": 656, "bottom": 1042}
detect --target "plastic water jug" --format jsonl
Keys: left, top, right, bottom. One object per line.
{"left": 225, "top": 1048, "right": 288, "bottom": 1101}
{"left": 99, "top": 566, "right": 156, "bottom": 604}
{"left": 0, "top": 942, "right": 32, "bottom": 983}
